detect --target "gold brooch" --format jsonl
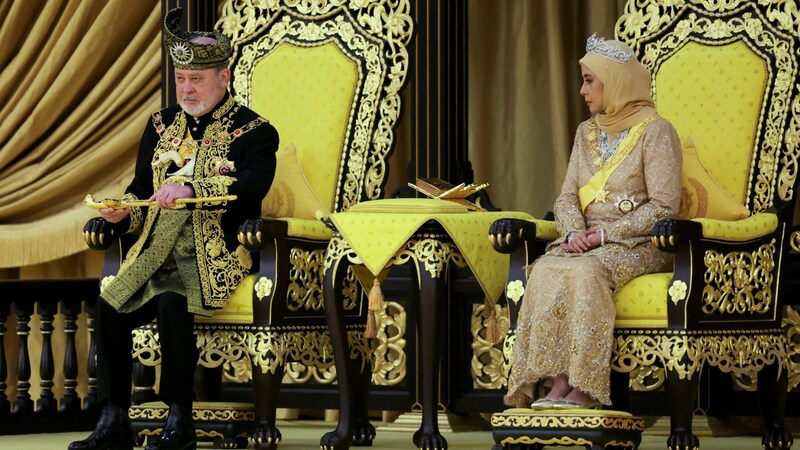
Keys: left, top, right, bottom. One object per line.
{"left": 213, "top": 158, "right": 236, "bottom": 176}
{"left": 616, "top": 195, "right": 637, "bottom": 214}
{"left": 595, "top": 189, "right": 609, "bottom": 203}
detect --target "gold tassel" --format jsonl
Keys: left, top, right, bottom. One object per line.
{"left": 365, "top": 278, "right": 385, "bottom": 339}
{"left": 484, "top": 297, "right": 500, "bottom": 344}
{"left": 365, "top": 311, "right": 377, "bottom": 338}
{"left": 369, "top": 277, "right": 385, "bottom": 311}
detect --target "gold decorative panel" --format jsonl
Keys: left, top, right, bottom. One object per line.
{"left": 617, "top": 0, "right": 800, "bottom": 211}
{"left": 287, "top": 247, "right": 326, "bottom": 311}
{"left": 702, "top": 240, "right": 776, "bottom": 315}
{"left": 471, "top": 303, "right": 511, "bottom": 389}
{"left": 786, "top": 306, "right": 800, "bottom": 390}
{"left": 372, "top": 300, "right": 407, "bottom": 386}
{"left": 612, "top": 330, "right": 788, "bottom": 380}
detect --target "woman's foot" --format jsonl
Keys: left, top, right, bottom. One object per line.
{"left": 543, "top": 375, "right": 572, "bottom": 401}
{"left": 562, "top": 388, "right": 592, "bottom": 404}
{"left": 553, "top": 389, "right": 602, "bottom": 409}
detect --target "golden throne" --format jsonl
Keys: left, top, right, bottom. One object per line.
{"left": 84, "top": 1, "right": 412, "bottom": 448}
{"left": 489, "top": 1, "right": 800, "bottom": 449}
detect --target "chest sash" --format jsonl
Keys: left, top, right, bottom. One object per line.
{"left": 578, "top": 116, "right": 657, "bottom": 211}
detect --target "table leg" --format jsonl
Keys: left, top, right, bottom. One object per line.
{"left": 321, "top": 256, "right": 357, "bottom": 450}
{"left": 412, "top": 263, "right": 448, "bottom": 450}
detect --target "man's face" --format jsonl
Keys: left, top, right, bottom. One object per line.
{"left": 175, "top": 67, "right": 230, "bottom": 117}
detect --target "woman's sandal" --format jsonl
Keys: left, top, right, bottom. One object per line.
{"left": 551, "top": 398, "right": 602, "bottom": 410}
{"left": 530, "top": 398, "right": 557, "bottom": 410}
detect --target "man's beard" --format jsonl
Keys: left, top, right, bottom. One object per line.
{"left": 179, "top": 97, "right": 213, "bottom": 117}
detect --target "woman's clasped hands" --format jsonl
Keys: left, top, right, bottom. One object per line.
{"left": 560, "top": 229, "right": 603, "bottom": 253}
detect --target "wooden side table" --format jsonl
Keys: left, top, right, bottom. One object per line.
{"left": 320, "top": 223, "right": 465, "bottom": 450}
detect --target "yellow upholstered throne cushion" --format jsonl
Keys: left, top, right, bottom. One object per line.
{"left": 677, "top": 137, "right": 750, "bottom": 221}
{"left": 195, "top": 273, "right": 257, "bottom": 324}
{"left": 251, "top": 42, "right": 358, "bottom": 215}
{"left": 262, "top": 143, "right": 330, "bottom": 220}
{"left": 613, "top": 273, "right": 671, "bottom": 329}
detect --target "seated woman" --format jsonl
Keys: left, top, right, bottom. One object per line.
{"left": 504, "top": 34, "right": 682, "bottom": 410}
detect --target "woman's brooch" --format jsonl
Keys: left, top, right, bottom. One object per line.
{"left": 616, "top": 194, "right": 638, "bottom": 214}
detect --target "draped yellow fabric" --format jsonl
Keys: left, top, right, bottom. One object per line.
{"left": 329, "top": 198, "right": 532, "bottom": 302}
{"left": 0, "top": 0, "right": 161, "bottom": 269}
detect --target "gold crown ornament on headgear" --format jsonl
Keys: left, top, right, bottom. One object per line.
{"left": 163, "top": 7, "right": 232, "bottom": 70}
{"left": 586, "top": 33, "right": 634, "bottom": 64}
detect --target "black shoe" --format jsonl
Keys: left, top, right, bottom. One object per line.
{"left": 68, "top": 403, "right": 133, "bottom": 450}
{"left": 144, "top": 404, "right": 196, "bottom": 450}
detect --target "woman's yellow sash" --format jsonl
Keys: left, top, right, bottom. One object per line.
{"left": 579, "top": 116, "right": 657, "bottom": 211}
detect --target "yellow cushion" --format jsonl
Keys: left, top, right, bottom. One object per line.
{"left": 655, "top": 40, "right": 766, "bottom": 204}
{"left": 613, "top": 273, "right": 671, "bottom": 329}
{"left": 262, "top": 143, "right": 330, "bottom": 220}
{"left": 195, "top": 273, "right": 256, "bottom": 324}
{"left": 677, "top": 137, "right": 750, "bottom": 221}
{"left": 347, "top": 198, "right": 469, "bottom": 214}
{"left": 280, "top": 217, "right": 334, "bottom": 240}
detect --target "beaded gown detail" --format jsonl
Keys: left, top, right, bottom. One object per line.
{"left": 504, "top": 117, "right": 682, "bottom": 406}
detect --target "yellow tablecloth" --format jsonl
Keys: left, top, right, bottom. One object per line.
{"left": 329, "top": 198, "right": 532, "bottom": 302}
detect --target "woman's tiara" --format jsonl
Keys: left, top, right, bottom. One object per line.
{"left": 586, "top": 33, "right": 634, "bottom": 64}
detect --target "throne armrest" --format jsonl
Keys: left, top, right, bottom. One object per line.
{"left": 656, "top": 213, "right": 786, "bottom": 330}
{"left": 238, "top": 216, "right": 333, "bottom": 251}
{"left": 489, "top": 217, "right": 558, "bottom": 254}
{"left": 83, "top": 217, "right": 126, "bottom": 251}
{"left": 489, "top": 217, "right": 556, "bottom": 330}
{"left": 651, "top": 213, "right": 779, "bottom": 252}
{"left": 692, "top": 213, "right": 778, "bottom": 241}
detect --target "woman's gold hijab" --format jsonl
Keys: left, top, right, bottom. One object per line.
{"left": 579, "top": 34, "right": 656, "bottom": 135}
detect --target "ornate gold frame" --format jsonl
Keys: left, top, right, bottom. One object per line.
{"left": 617, "top": 0, "right": 800, "bottom": 211}
{"left": 219, "top": 1, "right": 413, "bottom": 207}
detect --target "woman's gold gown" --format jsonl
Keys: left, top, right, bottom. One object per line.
{"left": 505, "top": 117, "right": 682, "bottom": 406}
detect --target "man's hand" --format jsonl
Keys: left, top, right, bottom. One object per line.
{"left": 99, "top": 207, "right": 131, "bottom": 223}
{"left": 149, "top": 184, "right": 194, "bottom": 209}
{"left": 560, "top": 229, "right": 601, "bottom": 253}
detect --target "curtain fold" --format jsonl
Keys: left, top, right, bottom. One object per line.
{"left": 0, "top": 0, "right": 161, "bottom": 269}
{"left": 468, "top": 0, "right": 625, "bottom": 217}
{"left": 1, "top": 0, "right": 625, "bottom": 270}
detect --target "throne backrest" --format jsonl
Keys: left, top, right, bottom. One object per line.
{"left": 616, "top": 1, "right": 800, "bottom": 216}
{"left": 218, "top": 3, "right": 412, "bottom": 214}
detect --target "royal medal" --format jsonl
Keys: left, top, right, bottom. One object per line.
{"left": 616, "top": 195, "right": 636, "bottom": 214}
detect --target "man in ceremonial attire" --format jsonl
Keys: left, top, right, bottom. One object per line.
{"left": 70, "top": 8, "right": 278, "bottom": 450}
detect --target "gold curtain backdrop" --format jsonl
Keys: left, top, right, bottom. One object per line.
{"left": 0, "top": 0, "right": 623, "bottom": 274}
{"left": 467, "top": 0, "right": 625, "bottom": 218}
{"left": 0, "top": 0, "right": 161, "bottom": 274}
